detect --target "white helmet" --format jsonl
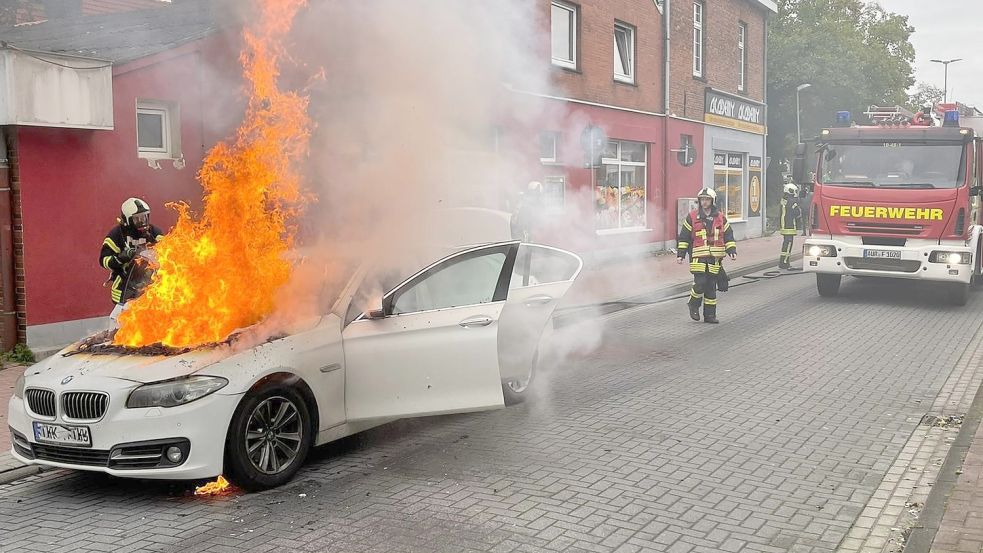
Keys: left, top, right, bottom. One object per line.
{"left": 784, "top": 183, "right": 799, "bottom": 195}
{"left": 697, "top": 187, "right": 716, "bottom": 202}
{"left": 121, "top": 197, "right": 151, "bottom": 232}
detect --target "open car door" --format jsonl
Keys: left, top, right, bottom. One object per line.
{"left": 343, "top": 242, "right": 519, "bottom": 421}
{"left": 499, "top": 244, "right": 583, "bottom": 386}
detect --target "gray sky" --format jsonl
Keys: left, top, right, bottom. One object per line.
{"left": 876, "top": 0, "right": 982, "bottom": 107}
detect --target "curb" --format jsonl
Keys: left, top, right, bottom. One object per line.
{"left": 0, "top": 463, "right": 42, "bottom": 485}
{"left": 903, "top": 379, "right": 983, "bottom": 553}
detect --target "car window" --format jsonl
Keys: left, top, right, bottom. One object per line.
{"left": 391, "top": 250, "right": 508, "bottom": 315}
{"left": 509, "top": 244, "right": 581, "bottom": 288}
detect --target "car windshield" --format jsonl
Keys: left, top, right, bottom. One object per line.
{"left": 818, "top": 142, "right": 966, "bottom": 188}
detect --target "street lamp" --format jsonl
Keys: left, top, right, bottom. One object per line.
{"left": 796, "top": 83, "right": 812, "bottom": 144}
{"left": 930, "top": 58, "right": 962, "bottom": 103}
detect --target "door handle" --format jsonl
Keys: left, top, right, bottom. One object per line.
{"left": 459, "top": 316, "right": 493, "bottom": 328}
{"left": 523, "top": 294, "right": 554, "bottom": 307}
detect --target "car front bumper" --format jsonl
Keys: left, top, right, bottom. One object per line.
{"left": 7, "top": 391, "right": 241, "bottom": 480}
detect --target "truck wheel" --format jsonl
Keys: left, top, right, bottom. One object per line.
{"left": 947, "top": 283, "right": 970, "bottom": 306}
{"left": 816, "top": 274, "right": 841, "bottom": 297}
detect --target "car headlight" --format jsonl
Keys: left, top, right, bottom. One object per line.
{"left": 126, "top": 376, "right": 228, "bottom": 409}
{"left": 807, "top": 245, "right": 837, "bottom": 257}
{"left": 12, "top": 375, "right": 25, "bottom": 399}
{"left": 929, "top": 251, "right": 971, "bottom": 264}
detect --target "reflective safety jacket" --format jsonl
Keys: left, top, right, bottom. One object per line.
{"left": 677, "top": 207, "right": 737, "bottom": 260}
{"left": 780, "top": 194, "right": 803, "bottom": 235}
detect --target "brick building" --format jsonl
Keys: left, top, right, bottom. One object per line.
{"left": 523, "top": 0, "right": 776, "bottom": 255}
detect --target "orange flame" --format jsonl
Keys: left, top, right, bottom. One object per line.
{"left": 114, "top": 0, "right": 312, "bottom": 348}
{"left": 194, "top": 475, "right": 233, "bottom": 496}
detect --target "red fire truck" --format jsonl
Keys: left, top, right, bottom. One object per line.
{"left": 796, "top": 104, "right": 983, "bottom": 305}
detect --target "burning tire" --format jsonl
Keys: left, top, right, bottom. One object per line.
{"left": 225, "top": 385, "right": 313, "bottom": 491}
{"left": 816, "top": 274, "right": 841, "bottom": 297}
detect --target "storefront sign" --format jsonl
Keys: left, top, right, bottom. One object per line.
{"left": 748, "top": 156, "right": 762, "bottom": 217}
{"left": 704, "top": 88, "right": 766, "bottom": 135}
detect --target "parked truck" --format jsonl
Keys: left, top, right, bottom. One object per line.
{"left": 795, "top": 104, "right": 983, "bottom": 305}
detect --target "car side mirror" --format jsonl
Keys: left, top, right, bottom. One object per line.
{"left": 792, "top": 143, "right": 807, "bottom": 185}
{"left": 365, "top": 296, "right": 388, "bottom": 320}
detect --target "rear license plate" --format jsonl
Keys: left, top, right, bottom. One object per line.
{"left": 32, "top": 421, "right": 91, "bottom": 447}
{"left": 863, "top": 249, "right": 901, "bottom": 259}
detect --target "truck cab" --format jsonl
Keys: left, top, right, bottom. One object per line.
{"left": 797, "top": 105, "right": 983, "bottom": 305}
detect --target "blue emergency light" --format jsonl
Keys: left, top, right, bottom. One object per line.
{"left": 836, "top": 111, "right": 851, "bottom": 127}
{"left": 944, "top": 110, "right": 960, "bottom": 127}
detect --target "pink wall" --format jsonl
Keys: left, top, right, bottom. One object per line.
{"left": 16, "top": 35, "right": 242, "bottom": 326}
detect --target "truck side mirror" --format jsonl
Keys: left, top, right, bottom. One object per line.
{"left": 970, "top": 185, "right": 983, "bottom": 197}
{"left": 791, "top": 143, "right": 807, "bottom": 184}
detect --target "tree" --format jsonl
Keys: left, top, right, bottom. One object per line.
{"left": 907, "top": 82, "right": 944, "bottom": 111}
{"left": 766, "top": 0, "right": 915, "bottom": 209}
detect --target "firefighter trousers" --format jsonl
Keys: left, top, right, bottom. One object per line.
{"left": 688, "top": 258, "right": 720, "bottom": 318}
{"left": 779, "top": 233, "right": 795, "bottom": 268}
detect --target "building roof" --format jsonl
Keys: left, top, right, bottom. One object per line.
{"left": 0, "top": 0, "right": 226, "bottom": 63}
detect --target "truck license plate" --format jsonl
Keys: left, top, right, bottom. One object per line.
{"left": 32, "top": 421, "right": 91, "bottom": 447}
{"left": 863, "top": 249, "right": 901, "bottom": 259}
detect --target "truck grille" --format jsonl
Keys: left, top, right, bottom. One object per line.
{"left": 844, "top": 257, "right": 921, "bottom": 273}
{"left": 63, "top": 392, "right": 109, "bottom": 421}
{"left": 845, "top": 222, "right": 924, "bottom": 236}
{"left": 25, "top": 389, "right": 56, "bottom": 418}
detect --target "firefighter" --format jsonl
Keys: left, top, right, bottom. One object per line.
{"left": 676, "top": 187, "right": 737, "bottom": 324}
{"left": 100, "top": 198, "right": 164, "bottom": 309}
{"left": 511, "top": 180, "right": 543, "bottom": 242}
{"left": 779, "top": 183, "right": 803, "bottom": 269}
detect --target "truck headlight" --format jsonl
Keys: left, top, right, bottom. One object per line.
{"left": 929, "top": 251, "right": 971, "bottom": 264}
{"left": 12, "top": 375, "right": 25, "bottom": 399}
{"left": 126, "top": 376, "right": 228, "bottom": 409}
{"left": 807, "top": 245, "right": 836, "bottom": 257}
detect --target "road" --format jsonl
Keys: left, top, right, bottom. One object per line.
{"left": 2, "top": 272, "right": 982, "bottom": 553}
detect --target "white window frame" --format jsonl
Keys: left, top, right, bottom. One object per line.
{"left": 136, "top": 99, "right": 180, "bottom": 161}
{"left": 551, "top": 1, "right": 578, "bottom": 70}
{"left": 596, "top": 140, "right": 648, "bottom": 234}
{"left": 693, "top": 2, "right": 704, "bottom": 78}
{"left": 614, "top": 22, "right": 635, "bottom": 84}
{"left": 540, "top": 132, "right": 559, "bottom": 164}
{"left": 738, "top": 23, "right": 747, "bottom": 92}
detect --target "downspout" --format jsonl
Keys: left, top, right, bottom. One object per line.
{"left": 0, "top": 128, "right": 19, "bottom": 350}
{"left": 661, "top": 0, "right": 672, "bottom": 246}
{"left": 761, "top": 11, "right": 769, "bottom": 237}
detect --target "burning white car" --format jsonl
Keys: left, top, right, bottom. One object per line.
{"left": 7, "top": 241, "right": 581, "bottom": 490}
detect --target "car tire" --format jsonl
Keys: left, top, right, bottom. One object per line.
{"left": 816, "top": 274, "right": 841, "bottom": 297}
{"left": 225, "top": 385, "right": 313, "bottom": 491}
{"left": 948, "top": 282, "right": 970, "bottom": 306}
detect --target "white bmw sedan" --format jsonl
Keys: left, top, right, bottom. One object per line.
{"left": 6, "top": 241, "right": 581, "bottom": 490}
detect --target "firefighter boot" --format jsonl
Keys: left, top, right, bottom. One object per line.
{"left": 688, "top": 299, "right": 701, "bottom": 321}
{"left": 703, "top": 298, "right": 718, "bottom": 324}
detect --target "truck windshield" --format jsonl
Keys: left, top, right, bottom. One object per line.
{"left": 818, "top": 142, "right": 965, "bottom": 189}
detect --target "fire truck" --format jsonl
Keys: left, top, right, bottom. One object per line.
{"left": 795, "top": 104, "right": 983, "bottom": 305}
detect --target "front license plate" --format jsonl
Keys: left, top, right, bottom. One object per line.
{"left": 863, "top": 249, "right": 902, "bottom": 259}
{"left": 32, "top": 421, "right": 91, "bottom": 447}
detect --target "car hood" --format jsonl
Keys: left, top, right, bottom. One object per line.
{"left": 25, "top": 344, "right": 235, "bottom": 385}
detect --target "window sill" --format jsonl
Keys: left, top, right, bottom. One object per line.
{"left": 692, "top": 74, "right": 707, "bottom": 83}
{"left": 614, "top": 77, "right": 636, "bottom": 87}
{"left": 596, "top": 227, "right": 651, "bottom": 236}
{"left": 552, "top": 62, "right": 581, "bottom": 74}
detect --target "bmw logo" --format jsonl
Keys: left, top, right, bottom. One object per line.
{"left": 61, "top": 376, "right": 73, "bottom": 385}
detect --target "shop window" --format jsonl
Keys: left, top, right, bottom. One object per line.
{"left": 543, "top": 175, "right": 565, "bottom": 209}
{"left": 137, "top": 99, "right": 181, "bottom": 162}
{"left": 614, "top": 22, "right": 635, "bottom": 84}
{"left": 540, "top": 132, "right": 559, "bottom": 163}
{"left": 595, "top": 140, "right": 647, "bottom": 231}
{"left": 713, "top": 152, "right": 745, "bottom": 221}
{"left": 551, "top": 1, "right": 577, "bottom": 69}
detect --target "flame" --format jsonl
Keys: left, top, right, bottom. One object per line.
{"left": 194, "top": 475, "right": 233, "bottom": 496}
{"left": 114, "top": 0, "right": 312, "bottom": 348}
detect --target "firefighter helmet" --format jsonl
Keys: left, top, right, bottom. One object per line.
{"left": 784, "top": 183, "right": 799, "bottom": 196}
{"left": 697, "top": 187, "right": 716, "bottom": 202}
{"left": 120, "top": 198, "right": 151, "bottom": 232}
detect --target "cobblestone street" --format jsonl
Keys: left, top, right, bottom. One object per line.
{"left": 3, "top": 273, "right": 983, "bottom": 553}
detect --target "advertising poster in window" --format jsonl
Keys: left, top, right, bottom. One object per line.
{"left": 543, "top": 175, "right": 565, "bottom": 210}
{"left": 748, "top": 156, "right": 762, "bottom": 218}
{"left": 726, "top": 154, "right": 745, "bottom": 220}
